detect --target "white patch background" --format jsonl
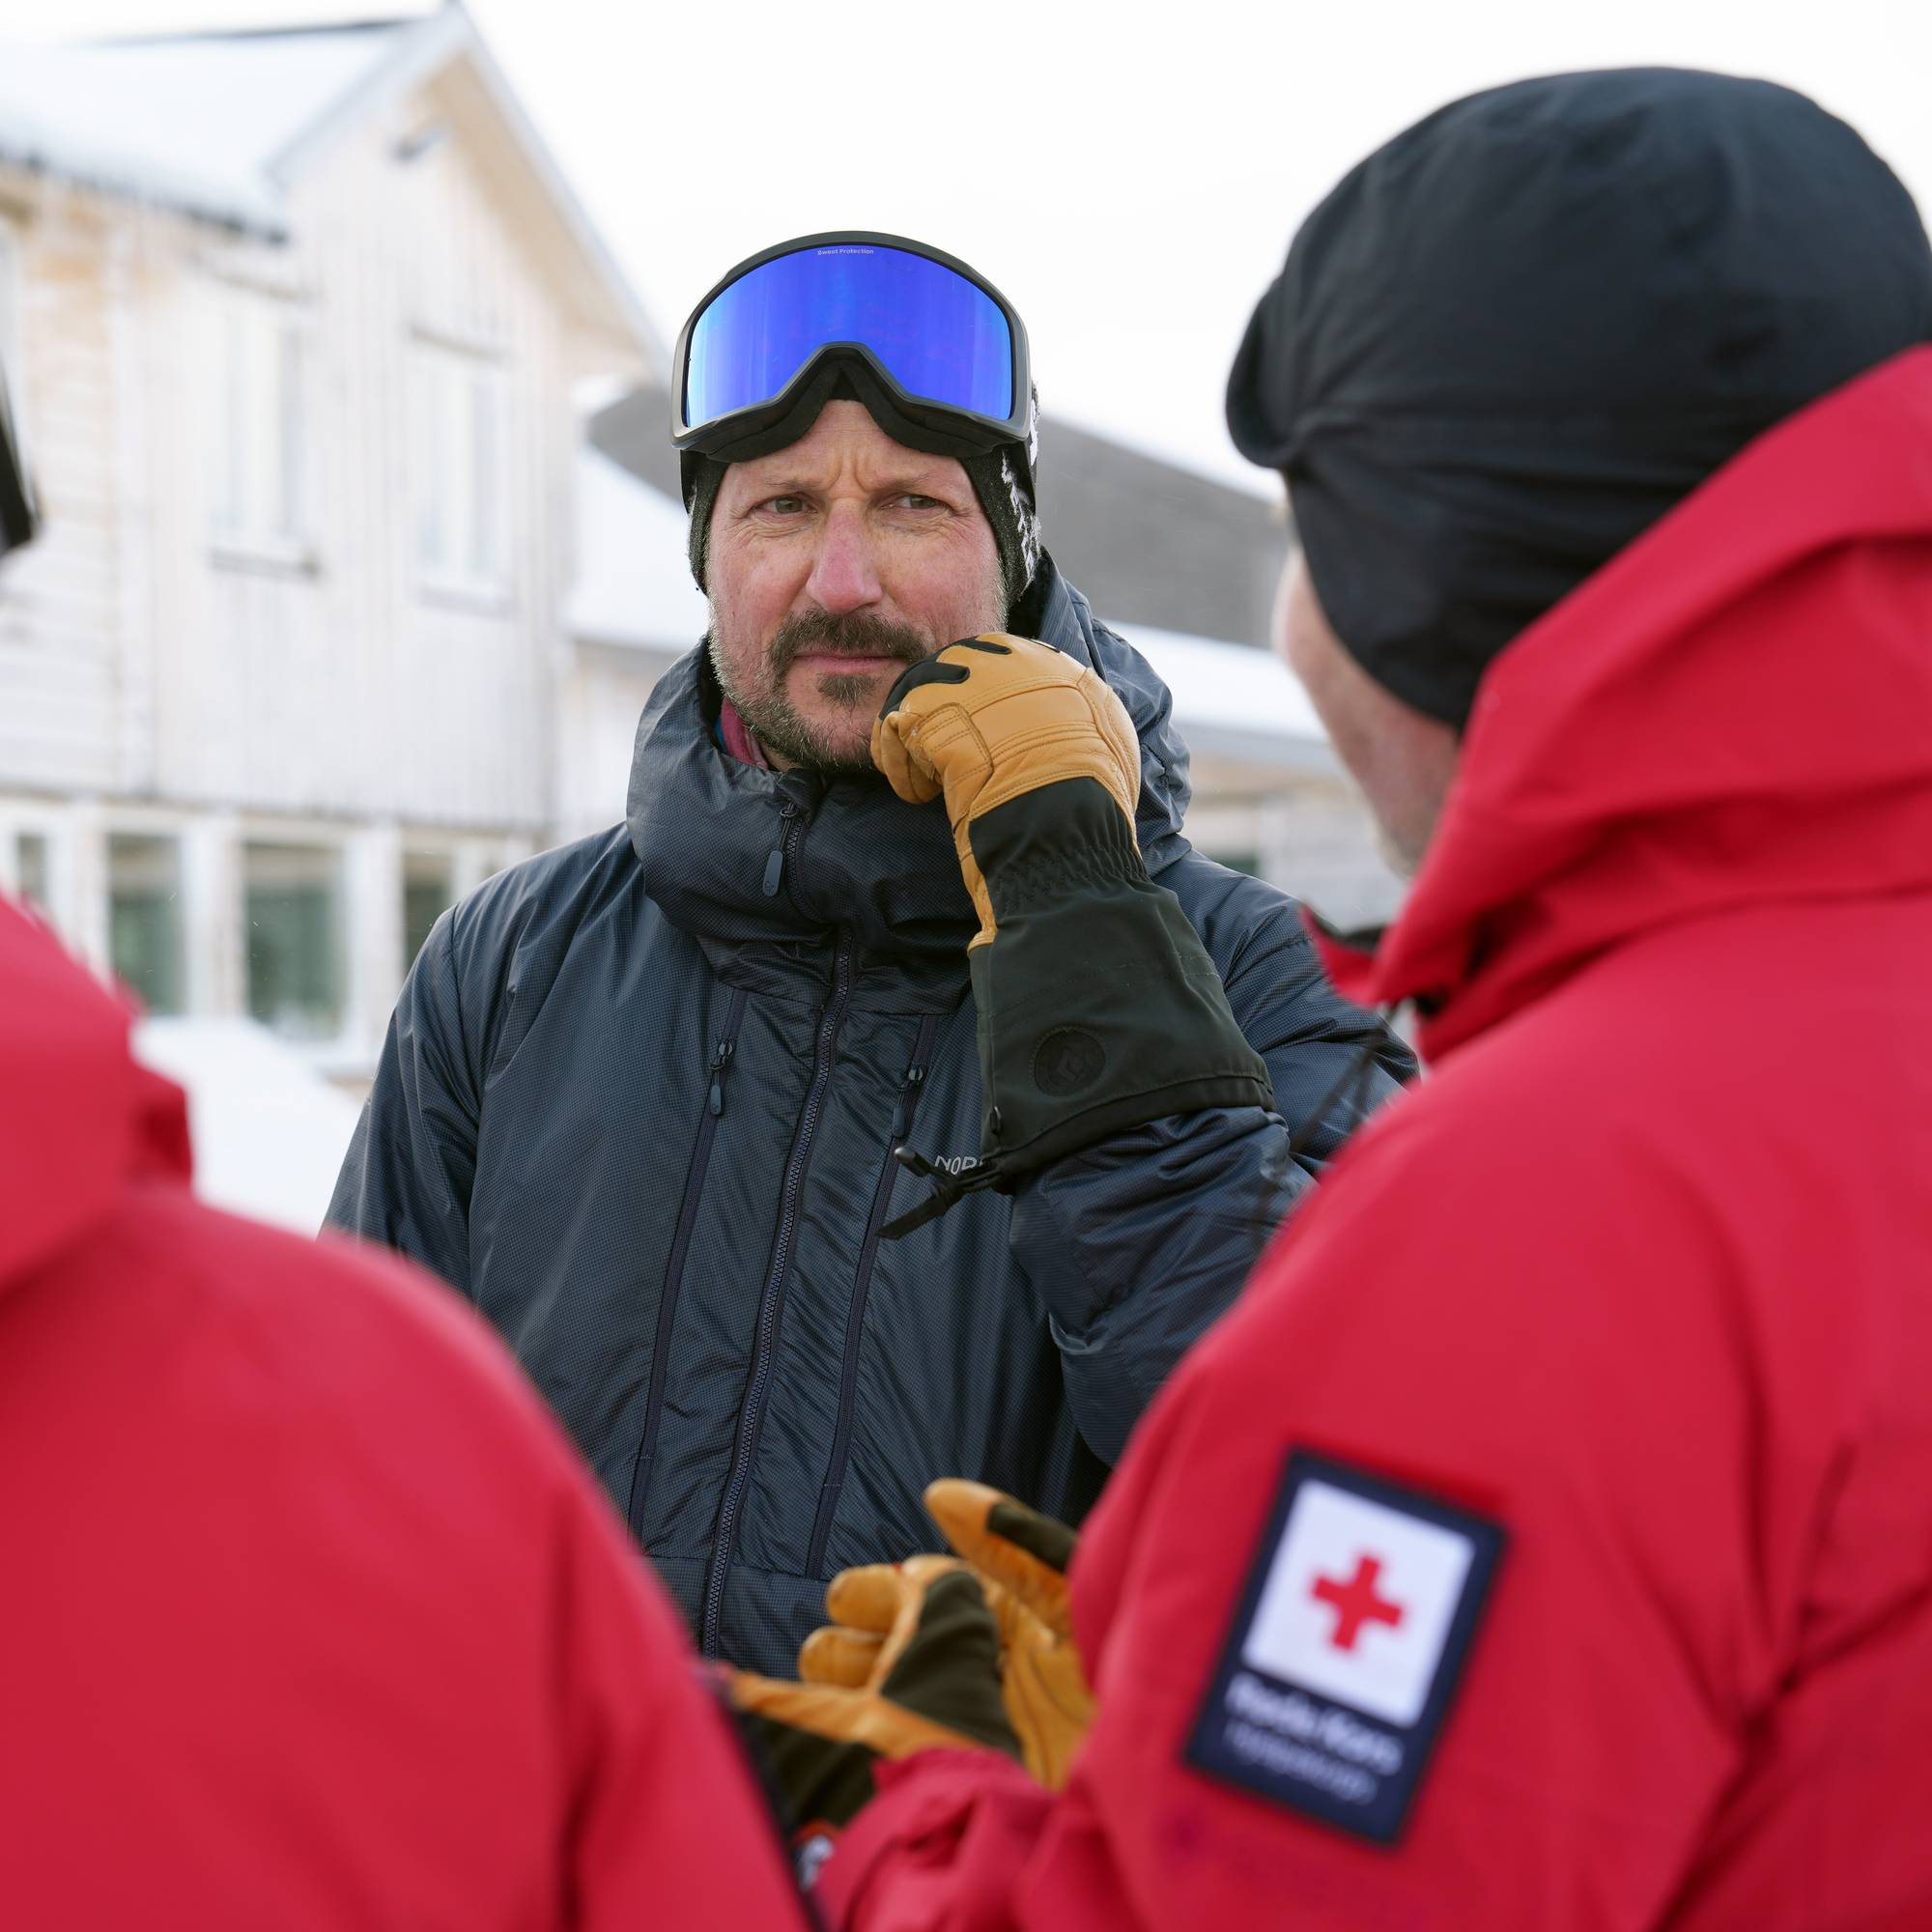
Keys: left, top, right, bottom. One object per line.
{"left": 1242, "top": 1478, "right": 1477, "bottom": 1726}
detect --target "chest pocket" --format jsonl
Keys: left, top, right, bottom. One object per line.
{"left": 805, "top": 1011, "right": 944, "bottom": 1574}
{"left": 625, "top": 983, "right": 752, "bottom": 1536}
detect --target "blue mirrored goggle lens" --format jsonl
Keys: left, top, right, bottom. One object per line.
{"left": 685, "top": 243, "right": 1014, "bottom": 432}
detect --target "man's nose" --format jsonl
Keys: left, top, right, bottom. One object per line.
{"left": 803, "top": 504, "right": 884, "bottom": 614}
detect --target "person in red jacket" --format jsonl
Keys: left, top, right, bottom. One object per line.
{"left": 0, "top": 384, "right": 805, "bottom": 1930}
{"left": 0, "top": 882, "right": 810, "bottom": 1926}
{"left": 736, "top": 69, "right": 1932, "bottom": 1929}
{"left": 0, "top": 886, "right": 813, "bottom": 1925}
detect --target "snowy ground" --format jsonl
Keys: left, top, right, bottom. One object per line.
{"left": 132, "top": 1017, "right": 361, "bottom": 1235}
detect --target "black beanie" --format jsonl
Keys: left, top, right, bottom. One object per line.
{"left": 686, "top": 457, "right": 726, "bottom": 593}
{"left": 686, "top": 432, "right": 1040, "bottom": 619}
{"left": 1227, "top": 69, "right": 1932, "bottom": 728}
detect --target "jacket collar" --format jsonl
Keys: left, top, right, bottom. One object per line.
{"left": 1316, "top": 349, "right": 1932, "bottom": 1061}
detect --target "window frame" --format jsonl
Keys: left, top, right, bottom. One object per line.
{"left": 241, "top": 835, "right": 350, "bottom": 1045}
{"left": 105, "top": 828, "right": 189, "bottom": 1019}
{"left": 208, "top": 279, "right": 315, "bottom": 572}
{"left": 0, "top": 807, "right": 69, "bottom": 928}
{"left": 411, "top": 332, "right": 511, "bottom": 609}
{"left": 401, "top": 842, "right": 457, "bottom": 972}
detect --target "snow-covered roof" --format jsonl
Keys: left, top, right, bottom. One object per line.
{"left": 569, "top": 444, "right": 707, "bottom": 651}
{"left": 132, "top": 1016, "right": 361, "bottom": 1235}
{"left": 1113, "top": 621, "right": 1335, "bottom": 772}
{"left": 0, "top": 22, "right": 409, "bottom": 236}
{"left": 0, "top": 12, "right": 665, "bottom": 360}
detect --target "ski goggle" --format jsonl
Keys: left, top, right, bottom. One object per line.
{"left": 670, "top": 232, "right": 1034, "bottom": 472}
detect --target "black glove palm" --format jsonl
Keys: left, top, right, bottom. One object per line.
{"left": 728, "top": 1558, "right": 1022, "bottom": 1875}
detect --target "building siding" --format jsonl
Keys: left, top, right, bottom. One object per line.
{"left": 145, "top": 86, "right": 582, "bottom": 832}
{"left": 0, "top": 39, "right": 645, "bottom": 1076}
{"left": 0, "top": 190, "right": 126, "bottom": 793}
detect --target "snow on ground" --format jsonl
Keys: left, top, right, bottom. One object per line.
{"left": 133, "top": 1016, "right": 361, "bottom": 1236}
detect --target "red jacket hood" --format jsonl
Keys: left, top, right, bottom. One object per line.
{"left": 0, "top": 899, "right": 190, "bottom": 1292}
{"left": 1318, "top": 348, "right": 1932, "bottom": 1060}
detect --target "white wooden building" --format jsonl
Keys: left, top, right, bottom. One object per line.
{"left": 0, "top": 8, "right": 662, "bottom": 1085}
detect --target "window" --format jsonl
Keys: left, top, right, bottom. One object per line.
{"left": 15, "top": 830, "right": 49, "bottom": 913}
{"left": 213, "top": 287, "right": 307, "bottom": 556}
{"left": 413, "top": 342, "right": 506, "bottom": 594}
{"left": 402, "top": 848, "right": 454, "bottom": 968}
{"left": 244, "top": 841, "right": 344, "bottom": 1040}
{"left": 108, "top": 834, "right": 185, "bottom": 1016}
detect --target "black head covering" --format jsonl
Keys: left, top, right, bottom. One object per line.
{"left": 1227, "top": 69, "right": 1932, "bottom": 727}
{"left": 0, "top": 363, "right": 33, "bottom": 560}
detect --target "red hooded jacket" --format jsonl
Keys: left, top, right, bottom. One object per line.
{"left": 0, "top": 901, "right": 804, "bottom": 1928}
{"left": 811, "top": 352, "right": 1932, "bottom": 1929}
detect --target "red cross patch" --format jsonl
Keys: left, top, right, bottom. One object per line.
{"left": 1187, "top": 1449, "right": 1506, "bottom": 1843}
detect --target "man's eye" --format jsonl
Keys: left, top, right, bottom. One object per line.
{"left": 761, "top": 495, "right": 807, "bottom": 515}
{"left": 895, "top": 494, "right": 943, "bottom": 510}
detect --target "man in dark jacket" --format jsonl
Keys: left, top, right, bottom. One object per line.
{"left": 328, "top": 232, "right": 1410, "bottom": 1674}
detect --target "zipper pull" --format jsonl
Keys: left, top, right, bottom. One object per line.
{"left": 708, "top": 1037, "right": 735, "bottom": 1118}
{"left": 890, "top": 1064, "right": 925, "bottom": 1142}
{"left": 763, "top": 801, "right": 800, "bottom": 898}
{"left": 880, "top": 1150, "right": 1005, "bottom": 1242}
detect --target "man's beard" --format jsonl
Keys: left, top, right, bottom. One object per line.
{"left": 712, "top": 610, "right": 934, "bottom": 777}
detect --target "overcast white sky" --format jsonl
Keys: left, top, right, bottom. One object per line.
{"left": 2, "top": 0, "right": 1927, "bottom": 490}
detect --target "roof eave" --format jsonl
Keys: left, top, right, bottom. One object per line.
{"left": 1180, "top": 722, "right": 1340, "bottom": 775}
{"left": 267, "top": 3, "right": 665, "bottom": 364}
{"left": 0, "top": 144, "right": 287, "bottom": 242}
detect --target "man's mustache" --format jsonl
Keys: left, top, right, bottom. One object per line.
{"left": 769, "top": 612, "right": 930, "bottom": 677}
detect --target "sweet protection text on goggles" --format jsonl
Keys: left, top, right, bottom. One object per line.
{"left": 670, "top": 232, "right": 1035, "bottom": 501}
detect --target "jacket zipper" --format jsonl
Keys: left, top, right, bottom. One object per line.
{"left": 699, "top": 935, "right": 855, "bottom": 1655}
{"left": 626, "top": 984, "right": 749, "bottom": 1540}
{"left": 762, "top": 802, "right": 801, "bottom": 898}
{"left": 805, "top": 1014, "right": 942, "bottom": 1577}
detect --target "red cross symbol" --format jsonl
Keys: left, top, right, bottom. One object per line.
{"left": 1310, "top": 1553, "right": 1404, "bottom": 1651}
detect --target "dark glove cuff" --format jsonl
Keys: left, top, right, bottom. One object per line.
{"left": 967, "top": 779, "right": 1273, "bottom": 1178}
{"left": 739, "top": 1711, "right": 881, "bottom": 1836}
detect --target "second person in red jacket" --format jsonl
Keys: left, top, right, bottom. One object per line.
{"left": 734, "top": 67, "right": 1932, "bottom": 1931}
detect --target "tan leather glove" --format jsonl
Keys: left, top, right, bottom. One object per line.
{"left": 872, "top": 635, "right": 1272, "bottom": 1234}
{"left": 794, "top": 1483, "right": 1094, "bottom": 1790}
{"left": 870, "top": 634, "right": 1141, "bottom": 952}
{"left": 925, "top": 1480, "right": 1092, "bottom": 1788}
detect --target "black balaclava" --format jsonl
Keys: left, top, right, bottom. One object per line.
{"left": 685, "top": 388, "right": 1041, "bottom": 621}
{"left": 1227, "top": 69, "right": 1932, "bottom": 729}
{"left": 0, "top": 362, "right": 32, "bottom": 559}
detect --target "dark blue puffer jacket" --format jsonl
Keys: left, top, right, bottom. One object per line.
{"left": 327, "top": 560, "right": 1413, "bottom": 1673}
